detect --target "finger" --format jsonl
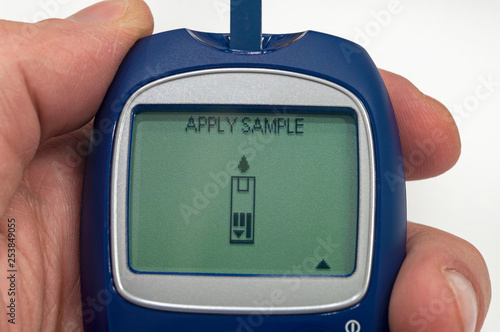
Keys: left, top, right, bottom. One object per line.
{"left": 0, "top": 0, "right": 154, "bottom": 217}
{"left": 380, "top": 70, "right": 461, "bottom": 180}
{"left": 0, "top": 127, "right": 93, "bottom": 332}
{"left": 389, "top": 222, "right": 491, "bottom": 331}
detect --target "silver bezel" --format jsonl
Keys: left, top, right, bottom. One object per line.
{"left": 111, "top": 68, "right": 375, "bottom": 315}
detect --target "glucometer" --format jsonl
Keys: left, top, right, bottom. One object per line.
{"left": 80, "top": 1, "right": 406, "bottom": 331}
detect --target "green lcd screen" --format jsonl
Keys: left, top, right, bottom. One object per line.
{"left": 128, "top": 106, "right": 359, "bottom": 276}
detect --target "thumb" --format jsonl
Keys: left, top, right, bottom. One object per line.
{"left": 389, "top": 223, "right": 490, "bottom": 331}
{"left": 0, "top": 0, "right": 154, "bottom": 217}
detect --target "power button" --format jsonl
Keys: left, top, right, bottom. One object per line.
{"left": 345, "top": 320, "right": 361, "bottom": 332}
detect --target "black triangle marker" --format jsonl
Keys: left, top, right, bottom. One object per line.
{"left": 316, "top": 259, "right": 331, "bottom": 270}
{"left": 234, "top": 230, "right": 244, "bottom": 238}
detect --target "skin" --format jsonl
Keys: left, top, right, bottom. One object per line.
{"left": 0, "top": 1, "right": 491, "bottom": 331}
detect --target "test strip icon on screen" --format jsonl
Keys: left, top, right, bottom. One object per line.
{"left": 230, "top": 176, "right": 256, "bottom": 244}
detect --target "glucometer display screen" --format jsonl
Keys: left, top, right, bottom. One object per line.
{"left": 128, "top": 106, "right": 359, "bottom": 276}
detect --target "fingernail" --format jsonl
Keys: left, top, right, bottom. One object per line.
{"left": 445, "top": 270, "right": 478, "bottom": 332}
{"left": 67, "top": 0, "right": 129, "bottom": 23}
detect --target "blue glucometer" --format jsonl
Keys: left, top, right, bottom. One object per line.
{"left": 80, "top": 1, "right": 406, "bottom": 331}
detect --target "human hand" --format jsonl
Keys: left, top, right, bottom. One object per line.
{"left": 0, "top": 1, "right": 490, "bottom": 331}
{"left": 381, "top": 70, "right": 491, "bottom": 331}
{"left": 0, "top": 1, "right": 153, "bottom": 330}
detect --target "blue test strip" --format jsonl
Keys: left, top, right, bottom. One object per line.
{"left": 230, "top": 0, "right": 262, "bottom": 50}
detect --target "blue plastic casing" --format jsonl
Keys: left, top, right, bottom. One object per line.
{"left": 80, "top": 30, "right": 406, "bottom": 331}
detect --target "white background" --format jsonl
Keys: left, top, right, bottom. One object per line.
{"left": 1, "top": 0, "right": 499, "bottom": 330}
